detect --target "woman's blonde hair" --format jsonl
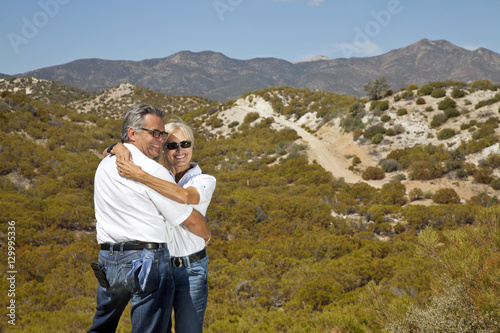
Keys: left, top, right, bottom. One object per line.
{"left": 159, "top": 117, "right": 194, "bottom": 169}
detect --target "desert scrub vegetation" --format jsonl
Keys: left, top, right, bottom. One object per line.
{"left": 2, "top": 79, "right": 500, "bottom": 332}
{"left": 362, "top": 166, "right": 385, "bottom": 180}
{"left": 432, "top": 188, "right": 461, "bottom": 204}
{"left": 437, "top": 128, "right": 456, "bottom": 140}
{"left": 388, "top": 205, "right": 500, "bottom": 332}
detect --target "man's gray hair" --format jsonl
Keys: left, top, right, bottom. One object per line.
{"left": 121, "top": 104, "right": 165, "bottom": 142}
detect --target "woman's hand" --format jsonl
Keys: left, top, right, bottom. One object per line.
{"left": 117, "top": 159, "right": 145, "bottom": 181}
{"left": 113, "top": 143, "right": 132, "bottom": 163}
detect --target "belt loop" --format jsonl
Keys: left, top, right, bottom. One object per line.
{"left": 119, "top": 243, "right": 125, "bottom": 255}
{"left": 109, "top": 243, "right": 114, "bottom": 255}
{"left": 185, "top": 255, "right": 191, "bottom": 268}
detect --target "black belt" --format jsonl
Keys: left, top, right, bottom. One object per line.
{"left": 171, "top": 248, "right": 207, "bottom": 268}
{"left": 100, "top": 242, "right": 167, "bottom": 251}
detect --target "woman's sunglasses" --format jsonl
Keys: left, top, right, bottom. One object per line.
{"left": 164, "top": 141, "right": 192, "bottom": 150}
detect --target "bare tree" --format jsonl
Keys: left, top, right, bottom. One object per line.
{"left": 363, "top": 77, "right": 391, "bottom": 101}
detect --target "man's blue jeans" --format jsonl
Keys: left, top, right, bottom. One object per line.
{"left": 88, "top": 244, "right": 174, "bottom": 333}
{"left": 168, "top": 254, "right": 208, "bottom": 333}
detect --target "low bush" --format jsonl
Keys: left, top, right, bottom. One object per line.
{"left": 408, "top": 160, "right": 444, "bottom": 180}
{"left": 362, "top": 166, "right": 385, "bottom": 180}
{"left": 379, "top": 159, "right": 401, "bottom": 172}
{"left": 432, "top": 188, "right": 460, "bottom": 204}
{"left": 380, "top": 115, "right": 391, "bottom": 122}
{"left": 371, "top": 133, "right": 384, "bottom": 144}
{"left": 431, "top": 88, "right": 446, "bottom": 98}
{"left": 397, "top": 108, "right": 408, "bottom": 116}
{"left": 418, "top": 85, "right": 433, "bottom": 96}
{"left": 416, "top": 97, "right": 426, "bottom": 105}
{"left": 437, "top": 128, "right": 456, "bottom": 140}
{"left": 409, "top": 187, "right": 424, "bottom": 201}
{"left": 363, "top": 125, "right": 386, "bottom": 139}
{"left": 431, "top": 113, "right": 448, "bottom": 127}
{"left": 473, "top": 166, "right": 494, "bottom": 184}
{"left": 438, "top": 97, "right": 457, "bottom": 110}
{"left": 451, "top": 89, "right": 466, "bottom": 98}
{"left": 444, "top": 108, "right": 460, "bottom": 118}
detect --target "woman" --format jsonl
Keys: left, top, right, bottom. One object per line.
{"left": 110, "top": 120, "right": 216, "bottom": 332}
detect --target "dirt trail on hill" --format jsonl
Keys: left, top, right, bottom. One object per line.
{"left": 226, "top": 99, "right": 496, "bottom": 200}
{"left": 232, "top": 102, "right": 380, "bottom": 185}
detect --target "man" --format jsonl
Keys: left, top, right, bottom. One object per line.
{"left": 88, "top": 104, "right": 210, "bottom": 333}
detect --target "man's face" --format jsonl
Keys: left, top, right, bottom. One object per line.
{"left": 131, "top": 114, "right": 165, "bottom": 158}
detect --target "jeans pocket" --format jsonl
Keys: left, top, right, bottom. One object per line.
{"left": 187, "top": 258, "right": 208, "bottom": 281}
{"left": 123, "top": 259, "right": 159, "bottom": 294}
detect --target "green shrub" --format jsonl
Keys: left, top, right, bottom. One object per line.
{"left": 475, "top": 94, "right": 500, "bottom": 109}
{"left": 438, "top": 97, "right": 457, "bottom": 110}
{"left": 490, "top": 178, "right": 500, "bottom": 190}
{"left": 431, "top": 113, "right": 448, "bottom": 127}
{"left": 371, "top": 100, "right": 389, "bottom": 111}
{"left": 362, "top": 166, "right": 385, "bottom": 180}
{"left": 409, "top": 187, "right": 424, "bottom": 201}
{"left": 397, "top": 108, "right": 408, "bottom": 116}
{"left": 444, "top": 108, "right": 460, "bottom": 118}
{"left": 486, "top": 153, "right": 500, "bottom": 169}
{"left": 351, "top": 156, "right": 361, "bottom": 166}
{"left": 408, "top": 160, "right": 444, "bottom": 180}
{"left": 473, "top": 166, "right": 494, "bottom": 184}
{"left": 379, "top": 159, "right": 401, "bottom": 172}
{"left": 437, "top": 128, "right": 456, "bottom": 140}
{"left": 418, "top": 85, "right": 433, "bottom": 96}
{"left": 399, "top": 90, "right": 414, "bottom": 100}
{"left": 380, "top": 115, "right": 391, "bottom": 122}
{"left": 416, "top": 97, "right": 426, "bottom": 105}
{"left": 371, "top": 133, "right": 384, "bottom": 144}
{"left": 432, "top": 188, "right": 460, "bottom": 204}
{"left": 381, "top": 181, "right": 407, "bottom": 205}
{"left": 243, "top": 111, "right": 260, "bottom": 124}
{"left": 363, "top": 125, "right": 385, "bottom": 139}
{"left": 352, "top": 128, "right": 363, "bottom": 141}
{"left": 451, "top": 89, "right": 466, "bottom": 98}
{"left": 431, "top": 88, "right": 446, "bottom": 98}
{"left": 425, "top": 106, "right": 434, "bottom": 112}
{"left": 456, "top": 168, "right": 468, "bottom": 179}
{"left": 470, "top": 79, "right": 495, "bottom": 90}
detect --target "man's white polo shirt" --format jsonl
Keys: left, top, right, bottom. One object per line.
{"left": 94, "top": 143, "right": 193, "bottom": 244}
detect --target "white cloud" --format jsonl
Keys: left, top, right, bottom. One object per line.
{"left": 331, "top": 41, "right": 384, "bottom": 59}
{"left": 459, "top": 44, "right": 481, "bottom": 51}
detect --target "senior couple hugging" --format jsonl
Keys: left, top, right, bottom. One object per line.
{"left": 88, "top": 103, "right": 216, "bottom": 333}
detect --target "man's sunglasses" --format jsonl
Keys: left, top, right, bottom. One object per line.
{"left": 164, "top": 141, "right": 192, "bottom": 150}
{"left": 140, "top": 128, "right": 168, "bottom": 140}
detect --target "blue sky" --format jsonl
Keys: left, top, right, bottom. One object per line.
{"left": 1, "top": 0, "right": 499, "bottom": 75}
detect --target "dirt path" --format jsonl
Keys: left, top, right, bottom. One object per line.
{"left": 225, "top": 99, "right": 379, "bottom": 185}
{"left": 221, "top": 97, "right": 497, "bottom": 200}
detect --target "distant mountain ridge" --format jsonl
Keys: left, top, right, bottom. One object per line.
{"left": 16, "top": 39, "right": 500, "bottom": 101}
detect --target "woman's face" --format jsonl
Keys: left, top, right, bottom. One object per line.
{"left": 163, "top": 129, "right": 193, "bottom": 170}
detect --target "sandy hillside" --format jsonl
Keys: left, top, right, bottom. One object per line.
{"left": 216, "top": 94, "right": 499, "bottom": 201}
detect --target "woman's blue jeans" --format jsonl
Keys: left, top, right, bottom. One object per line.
{"left": 88, "top": 245, "right": 174, "bottom": 333}
{"left": 168, "top": 255, "right": 209, "bottom": 333}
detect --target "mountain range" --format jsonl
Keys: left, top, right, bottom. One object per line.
{"left": 10, "top": 38, "right": 500, "bottom": 101}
